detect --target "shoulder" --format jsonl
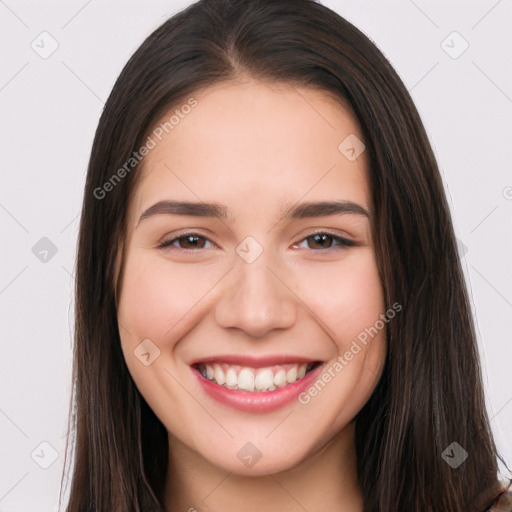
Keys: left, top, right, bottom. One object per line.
{"left": 487, "top": 480, "right": 512, "bottom": 512}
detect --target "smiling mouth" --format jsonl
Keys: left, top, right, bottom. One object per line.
{"left": 193, "top": 361, "right": 322, "bottom": 392}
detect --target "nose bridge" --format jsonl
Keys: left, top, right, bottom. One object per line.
{"left": 214, "top": 243, "right": 297, "bottom": 337}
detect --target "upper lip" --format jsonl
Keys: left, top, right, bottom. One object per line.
{"left": 190, "top": 354, "right": 321, "bottom": 368}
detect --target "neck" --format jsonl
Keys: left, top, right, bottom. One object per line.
{"left": 163, "top": 423, "right": 363, "bottom": 512}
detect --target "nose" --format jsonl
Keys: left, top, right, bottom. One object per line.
{"left": 214, "top": 253, "right": 298, "bottom": 338}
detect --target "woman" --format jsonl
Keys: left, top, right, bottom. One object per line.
{"left": 60, "top": 0, "right": 511, "bottom": 510}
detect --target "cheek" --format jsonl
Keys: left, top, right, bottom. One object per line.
{"left": 117, "top": 250, "right": 219, "bottom": 346}
{"left": 294, "top": 251, "right": 386, "bottom": 428}
{"left": 297, "top": 248, "right": 385, "bottom": 344}
{"left": 116, "top": 251, "right": 221, "bottom": 417}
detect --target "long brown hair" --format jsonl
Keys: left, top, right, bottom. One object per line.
{"left": 61, "top": 0, "right": 508, "bottom": 510}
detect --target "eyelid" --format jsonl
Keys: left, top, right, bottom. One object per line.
{"left": 291, "top": 230, "right": 356, "bottom": 250}
{"left": 295, "top": 228, "right": 355, "bottom": 242}
{"left": 156, "top": 230, "right": 215, "bottom": 249}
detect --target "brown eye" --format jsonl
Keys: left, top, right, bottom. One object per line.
{"left": 307, "top": 233, "right": 335, "bottom": 249}
{"left": 158, "top": 233, "right": 214, "bottom": 250}
{"left": 177, "top": 235, "right": 207, "bottom": 249}
{"left": 293, "top": 232, "right": 355, "bottom": 251}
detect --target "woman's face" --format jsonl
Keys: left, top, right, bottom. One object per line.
{"left": 117, "top": 80, "right": 387, "bottom": 475}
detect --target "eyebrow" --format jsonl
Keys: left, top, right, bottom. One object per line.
{"left": 137, "top": 199, "right": 371, "bottom": 224}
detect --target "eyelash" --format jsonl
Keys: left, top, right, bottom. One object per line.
{"left": 157, "top": 230, "right": 355, "bottom": 252}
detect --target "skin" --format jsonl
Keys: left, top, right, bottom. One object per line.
{"left": 116, "top": 79, "right": 387, "bottom": 512}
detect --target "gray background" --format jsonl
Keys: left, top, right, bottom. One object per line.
{"left": 1, "top": 0, "right": 511, "bottom": 510}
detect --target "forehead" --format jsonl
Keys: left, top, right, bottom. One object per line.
{"left": 130, "top": 80, "right": 369, "bottom": 221}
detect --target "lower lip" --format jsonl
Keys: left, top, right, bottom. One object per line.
{"left": 192, "top": 363, "right": 325, "bottom": 413}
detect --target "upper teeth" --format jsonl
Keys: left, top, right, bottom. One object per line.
{"left": 198, "top": 363, "right": 312, "bottom": 392}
